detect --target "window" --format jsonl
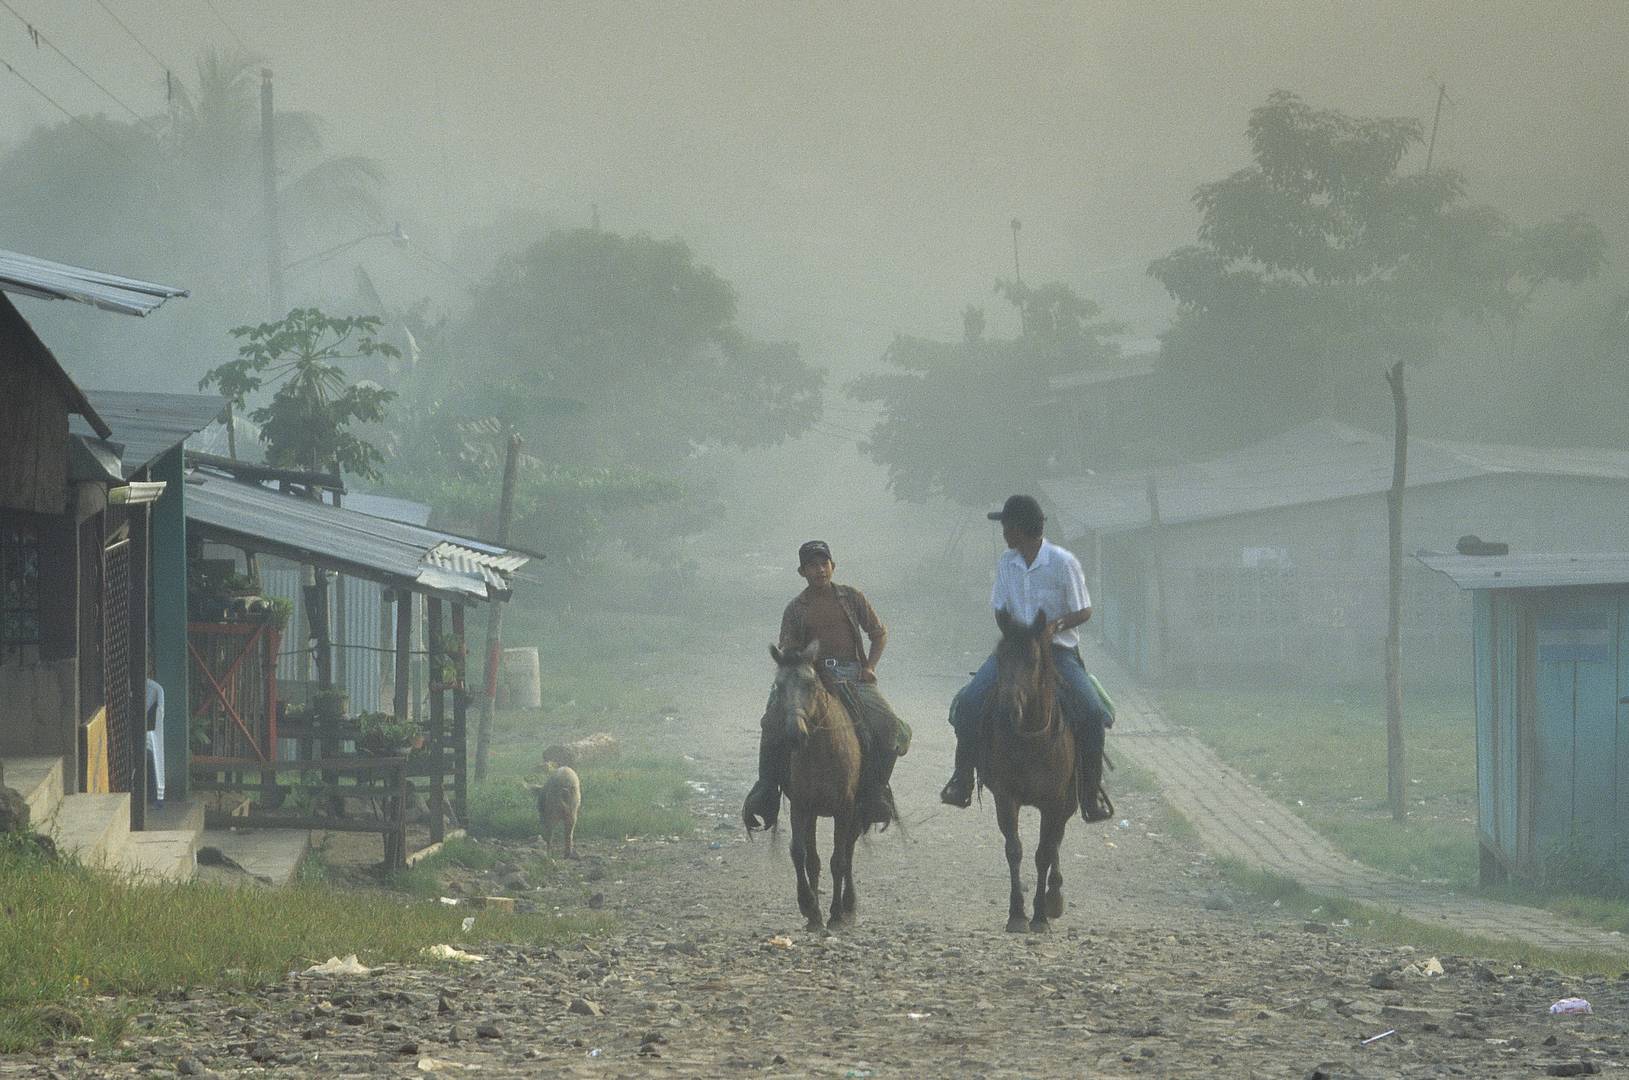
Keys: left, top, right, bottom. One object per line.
{"left": 1, "top": 518, "right": 42, "bottom": 655}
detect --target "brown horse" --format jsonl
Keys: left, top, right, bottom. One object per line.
{"left": 770, "top": 641, "right": 865, "bottom": 930}
{"left": 980, "top": 608, "right": 1077, "bottom": 933}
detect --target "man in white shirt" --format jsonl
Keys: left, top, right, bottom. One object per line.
{"left": 940, "top": 494, "right": 1113, "bottom": 822}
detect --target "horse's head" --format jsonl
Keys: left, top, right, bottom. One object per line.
{"left": 992, "top": 608, "right": 1056, "bottom": 736}
{"left": 770, "top": 639, "right": 823, "bottom": 742}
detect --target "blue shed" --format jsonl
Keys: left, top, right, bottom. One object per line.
{"left": 1418, "top": 552, "right": 1629, "bottom": 887}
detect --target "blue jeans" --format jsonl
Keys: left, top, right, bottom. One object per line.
{"left": 949, "top": 646, "right": 1108, "bottom": 754}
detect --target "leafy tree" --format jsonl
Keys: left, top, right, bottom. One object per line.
{"left": 443, "top": 228, "right": 824, "bottom": 471}
{"left": 201, "top": 309, "right": 398, "bottom": 480}
{"left": 1149, "top": 91, "right": 1604, "bottom": 453}
{"left": 848, "top": 280, "right": 1123, "bottom": 506}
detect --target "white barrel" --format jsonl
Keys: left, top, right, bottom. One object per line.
{"left": 501, "top": 647, "right": 542, "bottom": 710}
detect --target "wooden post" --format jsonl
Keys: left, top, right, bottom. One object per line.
{"left": 475, "top": 433, "right": 521, "bottom": 780}
{"left": 451, "top": 603, "right": 469, "bottom": 828}
{"left": 1384, "top": 361, "right": 1408, "bottom": 822}
{"left": 392, "top": 589, "right": 411, "bottom": 721}
{"left": 1146, "top": 474, "right": 1171, "bottom": 681}
{"left": 427, "top": 597, "right": 445, "bottom": 843}
{"left": 128, "top": 501, "right": 149, "bottom": 831}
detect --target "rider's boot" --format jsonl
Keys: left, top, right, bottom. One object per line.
{"left": 1078, "top": 745, "right": 1113, "bottom": 823}
{"left": 939, "top": 735, "right": 976, "bottom": 808}
{"left": 857, "top": 746, "right": 899, "bottom": 831}
{"left": 742, "top": 733, "right": 783, "bottom": 831}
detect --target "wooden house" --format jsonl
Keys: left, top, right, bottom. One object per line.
{"left": 1041, "top": 419, "right": 1629, "bottom": 686}
{"left": 1418, "top": 552, "right": 1629, "bottom": 887}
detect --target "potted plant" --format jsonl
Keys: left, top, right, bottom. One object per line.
{"left": 356, "top": 712, "right": 422, "bottom": 754}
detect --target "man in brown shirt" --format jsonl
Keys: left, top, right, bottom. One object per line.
{"left": 743, "top": 540, "right": 910, "bottom": 831}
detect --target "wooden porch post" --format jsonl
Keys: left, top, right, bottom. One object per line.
{"left": 393, "top": 589, "right": 411, "bottom": 721}
{"left": 451, "top": 603, "right": 469, "bottom": 829}
{"left": 426, "top": 597, "right": 445, "bottom": 843}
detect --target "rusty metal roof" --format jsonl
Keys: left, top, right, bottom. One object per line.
{"left": 0, "top": 248, "right": 188, "bottom": 316}
{"left": 185, "top": 471, "right": 527, "bottom": 600}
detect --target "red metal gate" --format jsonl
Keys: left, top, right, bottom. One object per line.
{"left": 188, "top": 622, "right": 281, "bottom": 764}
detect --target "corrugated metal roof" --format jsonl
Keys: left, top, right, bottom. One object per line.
{"left": 72, "top": 390, "right": 223, "bottom": 477}
{"left": 1042, "top": 419, "right": 1629, "bottom": 536}
{"left": 0, "top": 248, "right": 188, "bottom": 316}
{"left": 344, "top": 492, "right": 433, "bottom": 527}
{"left": 1417, "top": 551, "right": 1629, "bottom": 591}
{"left": 185, "top": 471, "right": 523, "bottom": 600}
{"left": 1048, "top": 358, "right": 1158, "bottom": 392}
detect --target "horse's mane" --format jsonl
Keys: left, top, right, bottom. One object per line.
{"left": 995, "top": 609, "right": 1060, "bottom": 737}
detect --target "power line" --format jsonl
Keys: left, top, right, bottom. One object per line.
{"left": 0, "top": 51, "right": 136, "bottom": 163}
{"left": 93, "top": 0, "right": 171, "bottom": 78}
{"left": 0, "top": 0, "right": 157, "bottom": 129}
{"left": 198, "top": 0, "right": 247, "bottom": 52}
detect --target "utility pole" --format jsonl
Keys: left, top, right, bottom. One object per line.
{"left": 260, "top": 68, "right": 284, "bottom": 318}
{"left": 474, "top": 433, "right": 522, "bottom": 780}
{"left": 1010, "top": 218, "right": 1027, "bottom": 336}
{"left": 1423, "top": 82, "right": 1447, "bottom": 175}
{"left": 1383, "top": 361, "right": 1408, "bottom": 822}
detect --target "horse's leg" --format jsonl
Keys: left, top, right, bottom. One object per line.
{"left": 802, "top": 813, "right": 824, "bottom": 931}
{"left": 1034, "top": 809, "right": 1068, "bottom": 930}
{"left": 828, "top": 814, "right": 857, "bottom": 928}
{"left": 790, "top": 806, "right": 822, "bottom": 929}
{"left": 996, "top": 796, "right": 1027, "bottom": 933}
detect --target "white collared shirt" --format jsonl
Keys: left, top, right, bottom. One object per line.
{"left": 991, "top": 539, "right": 1090, "bottom": 648}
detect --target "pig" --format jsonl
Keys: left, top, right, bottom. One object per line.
{"left": 530, "top": 766, "right": 581, "bottom": 859}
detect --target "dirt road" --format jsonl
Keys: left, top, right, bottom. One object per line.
{"left": 7, "top": 639, "right": 1626, "bottom": 1078}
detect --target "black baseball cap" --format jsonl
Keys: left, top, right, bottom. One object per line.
{"left": 988, "top": 494, "right": 1044, "bottom": 533}
{"left": 797, "top": 540, "right": 834, "bottom": 567}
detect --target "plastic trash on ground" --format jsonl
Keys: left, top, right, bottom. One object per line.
{"left": 302, "top": 954, "right": 371, "bottom": 976}
{"left": 437, "top": 897, "right": 461, "bottom": 906}
{"left": 423, "top": 943, "right": 486, "bottom": 963}
{"left": 765, "top": 935, "right": 795, "bottom": 949}
{"left": 1549, "top": 997, "right": 1592, "bottom": 1016}
{"left": 461, "top": 916, "right": 476, "bottom": 932}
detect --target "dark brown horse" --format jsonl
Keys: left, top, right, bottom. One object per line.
{"left": 770, "top": 641, "right": 865, "bottom": 930}
{"left": 980, "top": 608, "right": 1076, "bottom": 933}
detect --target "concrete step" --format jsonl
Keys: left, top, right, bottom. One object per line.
{"left": 50, "top": 792, "right": 130, "bottom": 868}
{"left": 118, "top": 829, "right": 199, "bottom": 882}
{"left": 3, "top": 756, "right": 64, "bottom": 828}
{"left": 145, "top": 797, "right": 205, "bottom": 836}
{"left": 197, "top": 827, "right": 310, "bottom": 886}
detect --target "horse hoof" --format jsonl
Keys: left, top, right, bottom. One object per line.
{"left": 1030, "top": 918, "right": 1051, "bottom": 934}
{"left": 805, "top": 918, "right": 824, "bottom": 931}
{"left": 1046, "top": 893, "right": 1064, "bottom": 920}
{"left": 1005, "top": 917, "right": 1029, "bottom": 934}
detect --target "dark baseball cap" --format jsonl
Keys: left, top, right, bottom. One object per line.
{"left": 988, "top": 494, "right": 1044, "bottom": 532}
{"left": 797, "top": 540, "right": 834, "bottom": 567}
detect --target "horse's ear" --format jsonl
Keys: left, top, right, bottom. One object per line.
{"left": 1031, "top": 609, "right": 1049, "bottom": 636}
{"left": 995, "top": 607, "right": 1013, "bottom": 634}
{"left": 800, "top": 639, "right": 820, "bottom": 664}
{"left": 770, "top": 644, "right": 784, "bottom": 665}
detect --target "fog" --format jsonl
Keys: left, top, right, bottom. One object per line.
{"left": 4, "top": 1, "right": 1629, "bottom": 659}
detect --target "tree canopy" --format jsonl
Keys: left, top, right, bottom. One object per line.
{"left": 849, "top": 280, "right": 1123, "bottom": 507}
{"left": 442, "top": 228, "right": 824, "bottom": 470}
{"left": 1148, "top": 91, "right": 1605, "bottom": 453}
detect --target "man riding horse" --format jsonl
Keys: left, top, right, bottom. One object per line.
{"left": 743, "top": 540, "right": 910, "bottom": 832}
{"left": 940, "top": 494, "right": 1114, "bottom": 822}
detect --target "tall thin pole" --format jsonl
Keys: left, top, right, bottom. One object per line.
{"left": 1383, "top": 361, "right": 1408, "bottom": 822}
{"left": 260, "top": 68, "right": 284, "bottom": 318}
{"left": 1010, "top": 217, "right": 1027, "bottom": 336}
{"left": 1423, "top": 82, "right": 1447, "bottom": 175}
{"left": 474, "top": 433, "right": 522, "bottom": 780}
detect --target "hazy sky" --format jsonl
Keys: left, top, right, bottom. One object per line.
{"left": 3, "top": 1, "right": 1626, "bottom": 370}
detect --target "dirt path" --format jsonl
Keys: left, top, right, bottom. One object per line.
{"left": 6, "top": 639, "right": 1627, "bottom": 1078}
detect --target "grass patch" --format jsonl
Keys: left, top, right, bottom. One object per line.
{"left": 468, "top": 753, "right": 695, "bottom": 841}
{"left": 0, "top": 838, "right": 602, "bottom": 1052}
{"left": 1159, "top": 684, "right": 1480, "bottom": 888}
{"left": 1218, "top": 860, "right": 1628, "bottom": 976}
